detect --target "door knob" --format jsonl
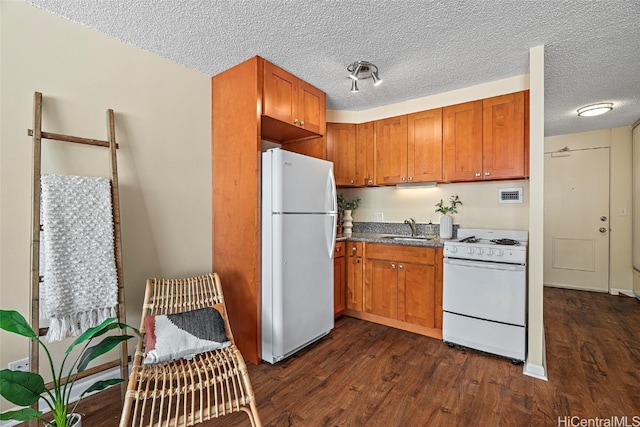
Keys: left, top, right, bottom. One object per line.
{"left": 600, "top": 216, "right": 607, "bottom": 221}
{"left": 599, "top": 227, "right": 607, "bottom": 233}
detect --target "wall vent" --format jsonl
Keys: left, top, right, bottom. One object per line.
{"left": 498, "top": 187, "right": 523, "bottom": 204}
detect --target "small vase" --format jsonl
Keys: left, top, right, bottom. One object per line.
{"left": 342, "top": 210, "right": 353, "bottom": 235}
{"left": 439, "top": 215, "right": 453, "bottom": 239}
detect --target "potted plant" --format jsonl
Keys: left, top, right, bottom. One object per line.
{"left": 0, "top": 310, "right": 137, "bottom": 426}
{"left": 435, "top": 194, "right": 462, "bottom": 239}
{"left": 337, "top": 194, "right": 360, "bottom": 235}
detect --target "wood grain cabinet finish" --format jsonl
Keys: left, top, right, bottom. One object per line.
{"left": 482, "top": 91, "right": 526, "bottom": 179}
{"left": 334, "top": 242, "right": 346, "bottom": 317}
{"left": 346, "top": 242, "right": 364, "bottom": 311}
{"left": 443, "top": 91, "right": 528, "bottom": 182}
{"left": 327, "top": 122, "right": 376, "bottom": 187}
{"left": 326, "top": 123, "right": 358, "bottom": 186}
{"left": 364, "top": 244, "right": 437, "bottom": 326}
{"left": 356, "top": 122, "right": 376, "bottom": 186}
{"left": 407, "top": 108, "right": 443, "bottom": 182}
{"left": 443, "top": 100, "right": 484, "bottom": 182}
{"left": 374, "top": 115, "right": 408, "bottom": 184}
{"left": 263, "top": 60, "right": 325, "bottom": 136}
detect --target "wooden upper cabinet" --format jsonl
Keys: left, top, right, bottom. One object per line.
{"left": 483, "top": 91, "right": 526, "bottom": 179}
{"left": 298, "top": 80, "right": 325, "bottom": 135}
{"left": 326, "top": 123, "right": 358, "bottom": 186}
{"left": 407, "top": 108, "right": 443, "bottom": 182}
{"left": 375, "top": 115, "right": 408, "bottom": 184}
{"left": 356, "top": 122, "right": 375, "bottom": 186}
{"left": 262, "top": 59, "right": 326, "bottom": 142}
{"left": 443, "top": 100, "right": 483, "bottom": 182}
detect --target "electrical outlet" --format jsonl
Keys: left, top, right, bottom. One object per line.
{"left": 373, "top": 213, "right": 383, "bottom": 222}
{"left": 8, "top": 357, "right": 29, "bottom": 372}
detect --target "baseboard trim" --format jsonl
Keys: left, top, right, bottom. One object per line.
{"left": 524, "top": 333, "right": 548, "bottom": 381}
{"left": 0, "top": 365, "right": 126, "bottom": 427}
{"left": 610, "top": 288, "right": 636, "bottom": 297}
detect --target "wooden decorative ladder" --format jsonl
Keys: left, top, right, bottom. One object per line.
{"left": 27, "top": 91, "right": 129, "bottom": 424}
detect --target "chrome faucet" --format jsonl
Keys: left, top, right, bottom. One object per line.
{"left": 404, "top": 218, "right": 417, "bottom": 237}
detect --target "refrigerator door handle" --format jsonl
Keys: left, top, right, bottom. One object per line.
{"left": 327, "top": 214, "right": 337, "bottom": 257}
{"left": 327, "top": 167, "right": 337, "bottom": 214}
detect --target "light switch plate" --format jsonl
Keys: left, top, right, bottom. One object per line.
{"left": 373, "top": 213, "right": 383, "bottom": 222}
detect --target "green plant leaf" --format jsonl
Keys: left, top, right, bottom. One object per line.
{"left": 0, "top": 310, "right": 37, "bottom": 338}
{"left": 0, "top": 369, "right": 46, "bottom": 406}
{"left": 81, "top": 378, "right": 123, "bottom": 397}
{"left": 77, "top": 335, "right": 133, "bottom": 372}
{"left": 0, "top": 407, "right": 42, "bottom": 421}
{"left": 65, "top": 317, "right": 119, "bottom": 354}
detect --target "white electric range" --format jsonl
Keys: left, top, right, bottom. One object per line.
{"left": 442, "top": 228, "right": 528, "bottom": 362}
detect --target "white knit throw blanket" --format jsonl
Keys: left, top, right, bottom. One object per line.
{"left": 40, "top": 174, "right": 118, "bottom": 342}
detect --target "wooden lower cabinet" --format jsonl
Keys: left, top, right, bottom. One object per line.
{"left": 364, "top": 259, "right": 398, "bottom": 318}
{"left": 346, "top": 242, "right": 442, "bottom": 339}
{"left": 333, "top": 242, "right": 346, "bottom": 317}
{"left": 397, "top": 262, "right": 436, "bottom": 328}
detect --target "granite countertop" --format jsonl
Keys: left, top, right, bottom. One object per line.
{"left": 336, "top": 232, "right": 446, "bottom": 248}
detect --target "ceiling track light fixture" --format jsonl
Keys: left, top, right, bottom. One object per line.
{"left": 347, "top": 60, "right": 382, "bottom": 92}
{"left": 577, "top": 103, "right": 613, "bottom": 117}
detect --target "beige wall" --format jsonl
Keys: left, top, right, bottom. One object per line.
{"left": 340, "top": 180, "right": 529, "bottom": 230}
{"left": 545, "top": 128, "right": 634, "bottom": 294}
{"left": 0, "top": 0, "right": 211, "bottom": 403}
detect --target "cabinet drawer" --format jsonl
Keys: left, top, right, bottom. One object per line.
{"left": 334, "top": 241, "right": 345, "bottom": 258}
{"left": 366, "top": 243, "right": 435, "bottom": 265}
{"left": 347, "top": 241, "right": 364, "bottom": 257}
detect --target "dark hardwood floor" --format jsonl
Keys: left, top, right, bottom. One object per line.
{"left": 34, "top": 287, "right": 640, "bottom": 426}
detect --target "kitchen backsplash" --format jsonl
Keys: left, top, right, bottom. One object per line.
{"left": 353, "top": 221, "right": 459, "bottom": 238}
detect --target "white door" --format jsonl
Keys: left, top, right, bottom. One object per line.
{"left": 544, "top": 147, "right": 610, "bottom": 292}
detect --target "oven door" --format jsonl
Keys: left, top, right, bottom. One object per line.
{"left": 443, "top": 257, "right": 526, "bottom": 326}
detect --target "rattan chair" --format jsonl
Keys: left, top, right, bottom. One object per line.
{"left": 119, "top": 273, "right": 262, "bottom": 427}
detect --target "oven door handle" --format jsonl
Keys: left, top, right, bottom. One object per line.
{"left": 444, "top": 258, "right": 526, "bottom": 272}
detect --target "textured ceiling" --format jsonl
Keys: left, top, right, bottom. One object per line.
{"left": 25, "top": 0, "right": 640, "bottom": 136}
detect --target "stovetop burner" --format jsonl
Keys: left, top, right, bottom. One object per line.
{"left": 489, "top": 238, "right": 521, "bottom": 246}
{"left": 458, "top": 236, "right": 478, "bottom": 243}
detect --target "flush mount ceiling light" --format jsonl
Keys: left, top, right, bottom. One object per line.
{"left": 577, "top": 103, "right": 613, "bottom": 117}
{"left": 347, "top": 60, "right": 382, "bottom": 92}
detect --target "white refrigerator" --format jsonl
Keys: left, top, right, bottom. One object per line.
{"left": 261, "top": 148, "right": 337, "bottom": 364}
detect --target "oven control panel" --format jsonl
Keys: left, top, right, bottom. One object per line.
{"left": 444, "top": 243, "right": 527, "bottom": 264}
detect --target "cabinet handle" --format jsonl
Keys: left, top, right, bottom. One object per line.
{"left": 485, "top": 171, "right": 491, "bottom": 176}
{"left": 367, "top": 179, "right": 373, "bottom": 184}
{"left": 408, "top": 176, "right": 413, "bottom": 181}
{"left": 475, "top": 172, "right": 481, "bottom": 177}
{"left": 352, "top": 246, "right": 357, "bottom": 252}
{"left": 401, "top": 177, "right": 406, "bottom": 182}
{"left": 391, "top": 263, "right": 396, "bottom": 269}
{"left": 357, "top": 259, "right": 361, "bottom": 264}
{"left": 293, "top": 118, "right": 299, "bottom": 124}
{"left": 300, "top": 120, "right": 304, "bottom": 126}
{"left": 350, "top": 179, "right": 355, "bottom": 184}
{"left": 399, "top": 264, "right": 404, "bottom": 270}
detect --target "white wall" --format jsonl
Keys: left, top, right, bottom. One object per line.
{"left": 545, "top": 128, "right": 634, "bottom": 294}
{"left": 0, "top": 1, "right": 211, "bottom": 407}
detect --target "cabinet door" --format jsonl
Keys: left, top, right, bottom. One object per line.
{"left": 434, "top": 247, "right": 444, "bottom": 329}
{"left": 483, "top": 91, "right": 525, "bottom": 179}
{"left": 347, "top": 256, "right": 364, "bottom": 311}
{"left": 375, "top": 115, "right": 408, "bottom": 185}
{"left": 397, "top": 263, "right": 436, "bottom": 328}
{"left": 334, "top": 255, "right": 346, "bottom": 316}
{"left": 263, "top": 60, "right": 298, "bottom": 126}
{"left": 364, "top": 259, "right": 398, "bottom": 319}
{"left": 298, "top": 79, "right": 325, "bottom": 135}
{"left": 356, "top": 121, "right": 375, "bottom": 186}
{"left": 443, "top": 100, "right": 483, "bottom": 182}
{"left": 407, "top": 108, "right": 443, "bottom": 182}
{"left": 327, "top": 123, "right": 357, "bottom": 186}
